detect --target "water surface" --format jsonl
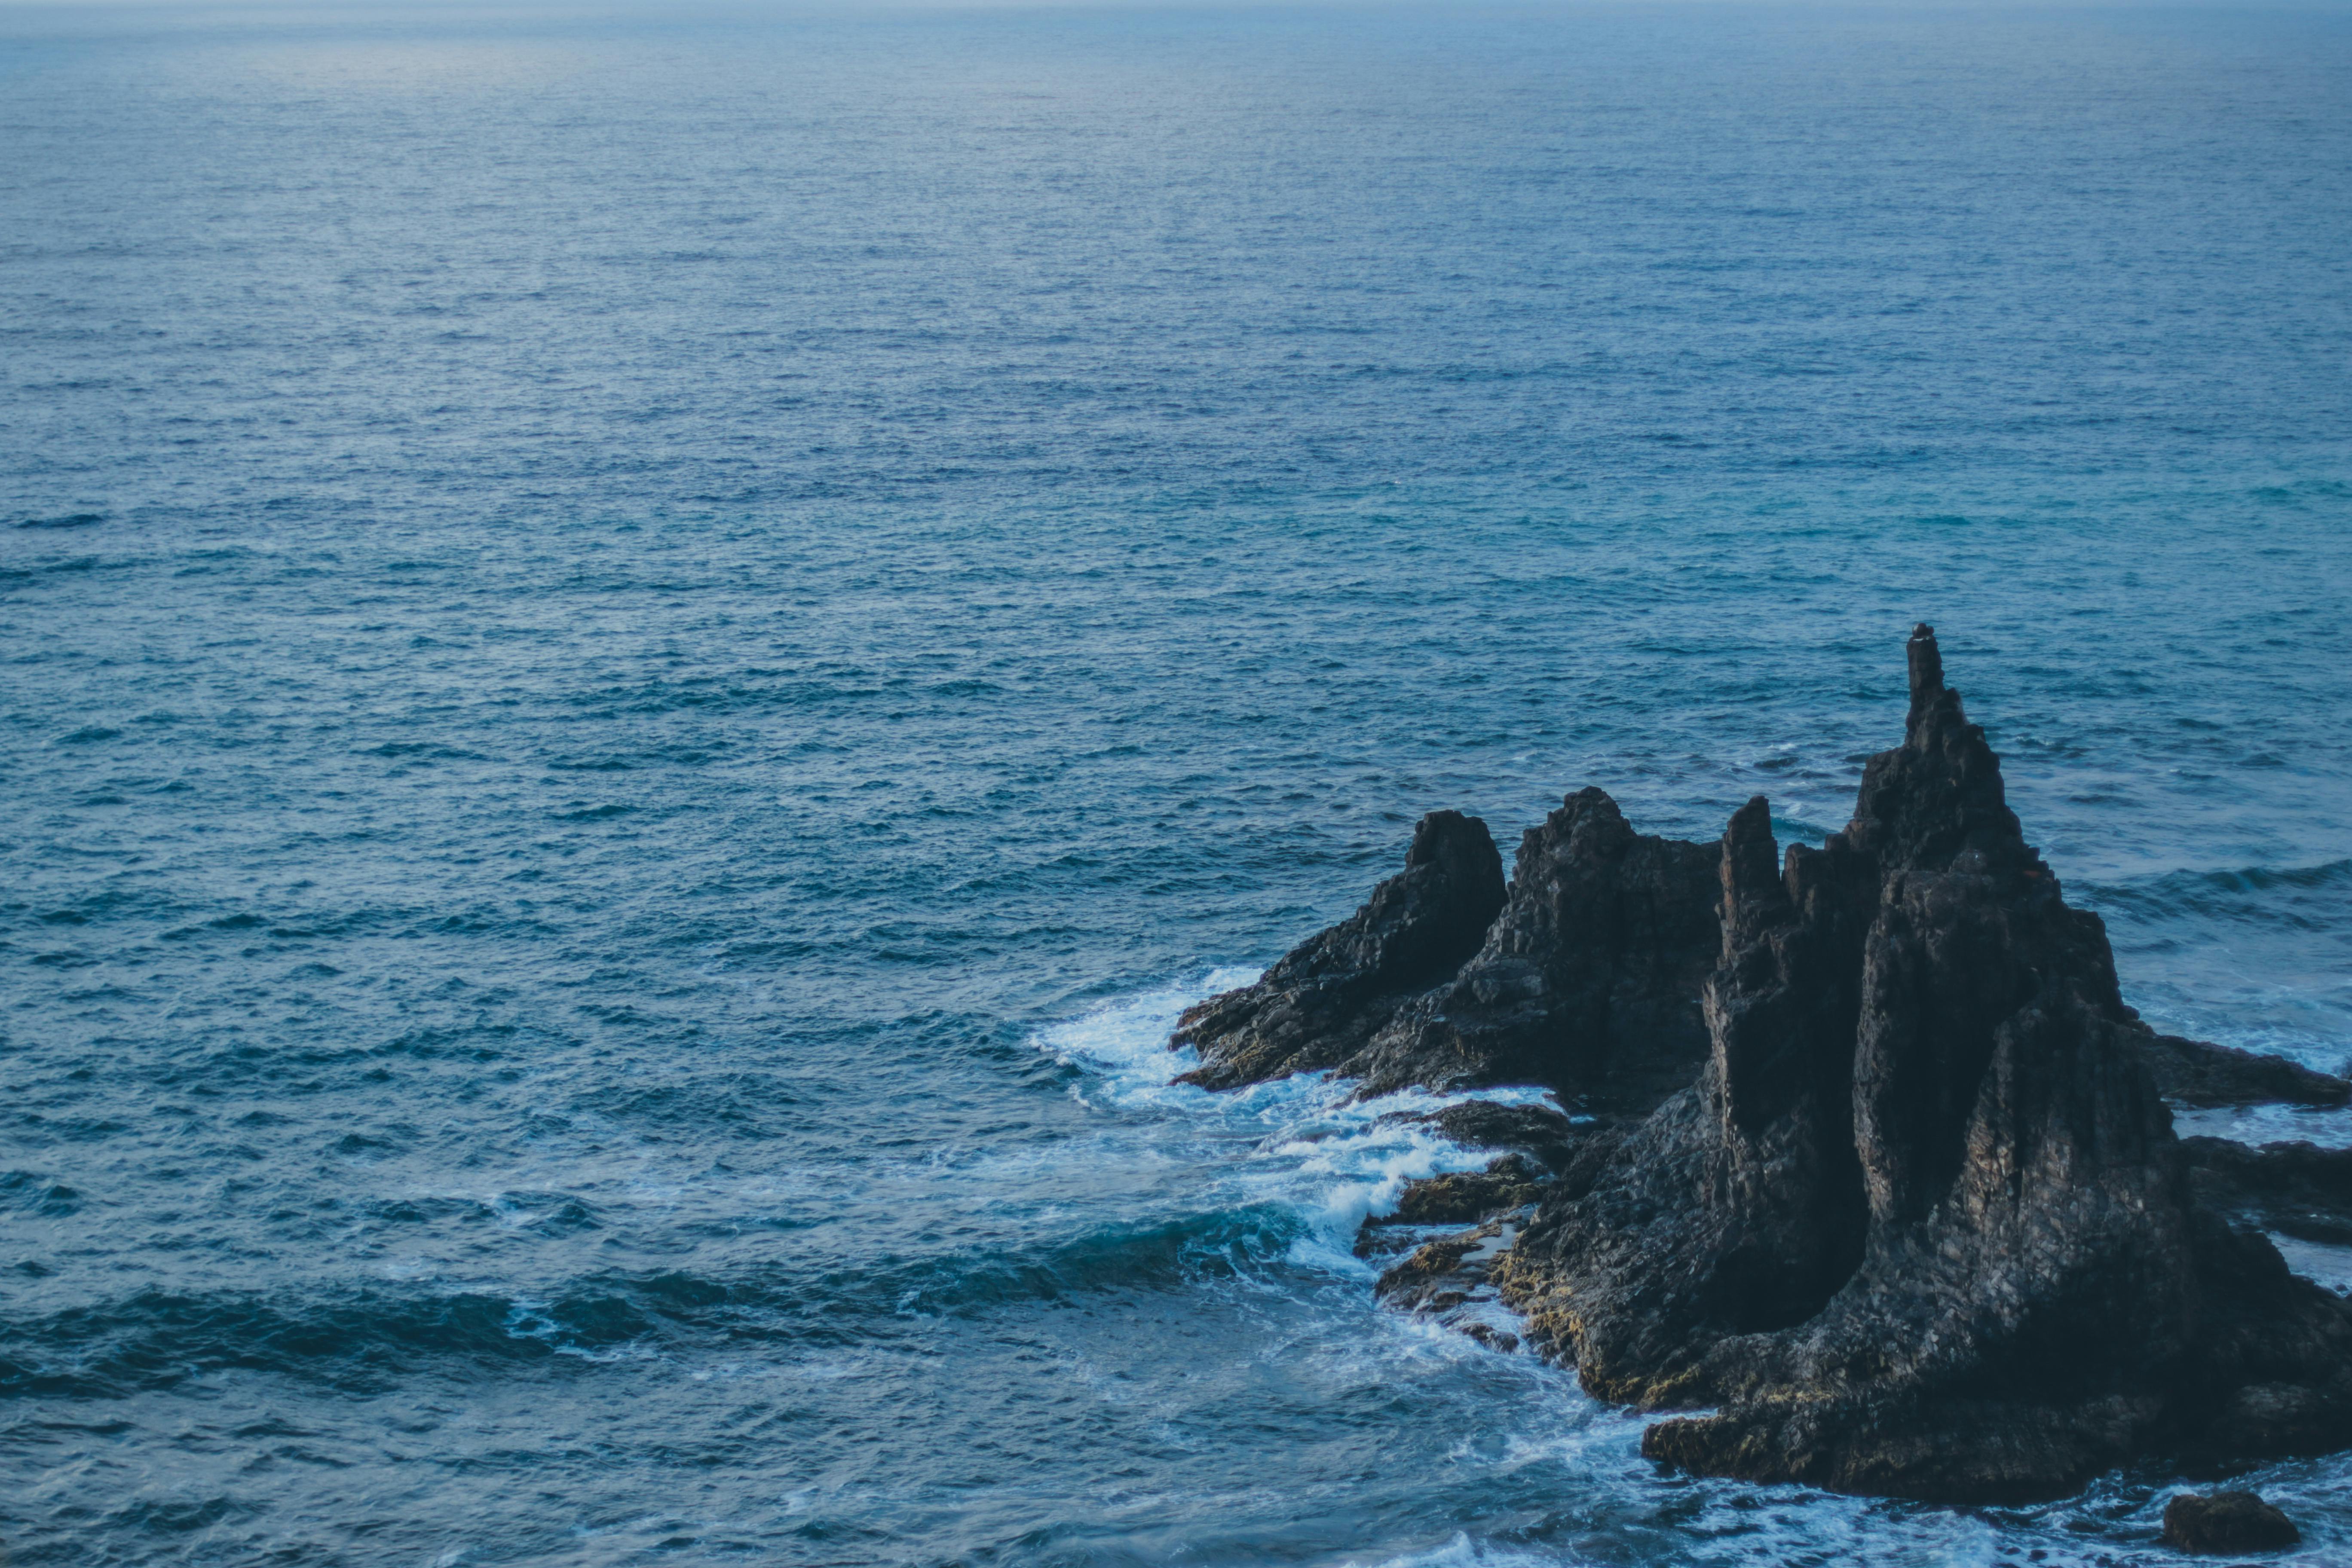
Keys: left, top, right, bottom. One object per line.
{"left": 3, "top": 4, "right": 2351, "bottom": 1563}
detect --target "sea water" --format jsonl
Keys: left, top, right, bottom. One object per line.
{"left": 3, "top": 3, "right": 2350, "bottom": 1562}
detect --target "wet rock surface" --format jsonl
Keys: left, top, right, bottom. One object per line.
{"left": 1377, "top": 1100, "right": 1585, "bottom": 1170}
{"left": 2143, "top": 1032, "right": 2351, "bottom": 1109}
{"left": 1179, "top": 626, "right": 2352, "bottom": 1503}
{"left": 2187, "top": 1137, "right": 2352, "bottom": 1245}
{"left": 2162, "top": 1491, "right": 2302, "bottom": 1554}
{"left": 1374, "top": 1208, "right": 1533, "bottom": 1352}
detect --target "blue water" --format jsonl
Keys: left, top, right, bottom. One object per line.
{"left": 4, "top": 4, "right": 2352, "bottom": 1563}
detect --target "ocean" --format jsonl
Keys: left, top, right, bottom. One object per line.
{"left": 3, "top": 3, "right": 2349, "bottom": 1562}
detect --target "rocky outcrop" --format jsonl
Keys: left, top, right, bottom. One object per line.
{"left": 1178, "top": 790, "right": 1719, "bottom": 1106}
{"left": 1178, "top": 626, "right": 2352, "bottom": 1502}
{"left": 1377, "top": 1100, "right": 1583, "bottom": 1170}
{"left": 1173, "top": 810, "right": 1505, "bottom": 1090}
{"left": 1382, "top": 1160, "right": 1547, "bottom": 1227}
{"left": 2162, "top": 1491, "right": 2301, "bottom": 1554}
{"left": 1355, "top": 1103, "right": 1582, "bottom": 1260}
{"left": 2142, "top": 1031, "right": 2350, "bottom": 1109}
{"left": 1374, "top": 1206, "right": 1535, "bottom": 1353}
{"left": 1176, "top": 709, "right": 2326, "bottom": 1121}
{"left": 1478, "top": 627, "right": 2352, "bottom": 1501}
{"left": 2187, "top": 1136, "right": 2352, "bottom": 1245}
{"left": 1347, "top": 789, "right": 1721, "bottom": 1104}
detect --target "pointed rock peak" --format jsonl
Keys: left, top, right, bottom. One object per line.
{"left": 1560, "top": 784, "right": 1625, "bottom": 821}
{"left": 1527, "top": 786, "right": 1637, "bottom": 867}
{"left": 1905, "top": 622, "right": 1948, "bottom": 735}
{"left": 1721, "top": 796, "right": 1782, "bottom": 913}
{"left": 1907, "top": 622, "right": 1943, "bottom": 694}
{"left": 1844, "top": 627, "right": 2023, "bottom": 873}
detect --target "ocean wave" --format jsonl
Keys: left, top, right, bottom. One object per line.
{"left": 0, "top": 1201, "right": 1331, "bottom": 1401}
{"left": 2080, "top": 858, "right": 2352, "bottom": 928}
{"left": 0, "top": 971, "right": 1559, "bottom": 1406}
{"left": 1032, "top": 971, "right": 1561, "bottom": 1266}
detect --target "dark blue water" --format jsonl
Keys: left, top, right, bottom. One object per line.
{"left": 5, "top": 4, "right": 2352, "bottom": 1563}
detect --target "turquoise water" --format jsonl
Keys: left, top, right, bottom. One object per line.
{"left": 3, "top": 4, "right": 2350, "bottom": 1563}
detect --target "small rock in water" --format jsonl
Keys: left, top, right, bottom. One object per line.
{"left": 2161, "top": 1491, "right": 2300, "bottom": 1555}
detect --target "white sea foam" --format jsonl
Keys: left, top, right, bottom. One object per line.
{"left": 1026, "top": 974, "right": 2352, "bottom": 1568}
{"left": 1354, "top": 1533, "right": 1569, "bottom": 1568}
{"left": 1032, "top": 969, "right": 1561, "bottom": 1271}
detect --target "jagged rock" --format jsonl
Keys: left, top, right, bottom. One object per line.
{"left": 1487, "top": 627, "right": 2352, "bottom": 1502}
{"left": 2143, "top": 1032, "right": 2351, "bottom": 1109}
{"left": 1378, "top": 1100, "right": 1584, "bottom": 1170}
{"left": 2161, "top": 1491, "right": 2301, "bottom": 1554}
{"left": 2187, "top": 1136, "right": 2352, "bottom": 1246}
{"left": 1172, "top": 625, "right": 2352, "bottom": 1501}
{"left": 1386, "top": 1160, "right": 1545, "bottom": 1226}
{"left": 1175, "top": 729, "right": 2330, "bottom": 1118}
{"left": 1376, "top": 1207, "right": 1533, "bottom": 1346}
{"left": 1355, "top": 1155, "right": 1549, "bottom": 1260}
{"left": 1176, "top": 791, "right": 1721, "bottom": 1108}
{"left": 1173, "top": 810, "right": 1505, "bottom": 1089}
{"left": 1345, "top": 788, "right": 1721, "bottom": 1104}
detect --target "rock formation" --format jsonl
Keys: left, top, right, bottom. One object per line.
{"left": 2143, "top": 1032, "right": 2350, "bottom": 1109}
{"left": 1178, "top": 626, "right": 2352, "bottom": 1503}
{"left": 2187, "top": 1136, "right": 2352, "bottom": 1245}
{"left": 1491, "top": 628, "right": 2352, "bottom": 1499}
{"left": 1173, "top": 809, "right": 1505, "bottom": 1090}
{"left": 1179, "top": 790, "right": 1719, "bottom": 1109}
{"left": 1378, "top": 1100, "right": 1583, "bottom": 1171}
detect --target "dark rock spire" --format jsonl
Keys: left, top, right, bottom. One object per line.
{"left": 1905, "top": 620, "right": 1944, "bottom": 725}
{"left": 1494, "top": 627, "right": 2352, "bottom": 1501}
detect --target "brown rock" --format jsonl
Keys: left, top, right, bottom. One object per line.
{"left": 2161, "top": 1491, "right": 2300, "bottom": 1554}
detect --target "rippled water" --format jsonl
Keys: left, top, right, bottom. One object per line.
{"left": 4, "top": 4, "right": 2351, "bottom": 1563}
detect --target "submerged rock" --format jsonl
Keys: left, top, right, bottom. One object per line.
{"left": 1182, "top": 625, "right": 2352, "bottom": 1502}
{"left": 2161, "top": 1491, "right": 2301, "bottom": 1554}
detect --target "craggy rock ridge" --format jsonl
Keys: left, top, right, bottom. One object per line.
{"left": 2187, "top": 1137, "right": 2352, "bottom": 1245}
{"left": 1178, "top": 791, "right": 1720, "bottom": 1108}
{"left": 1177, "top": 627, "right": 2352, "bottom": 1504}
{"left": 1490, "top": 628, "right": 2352, "bottom": 1500}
